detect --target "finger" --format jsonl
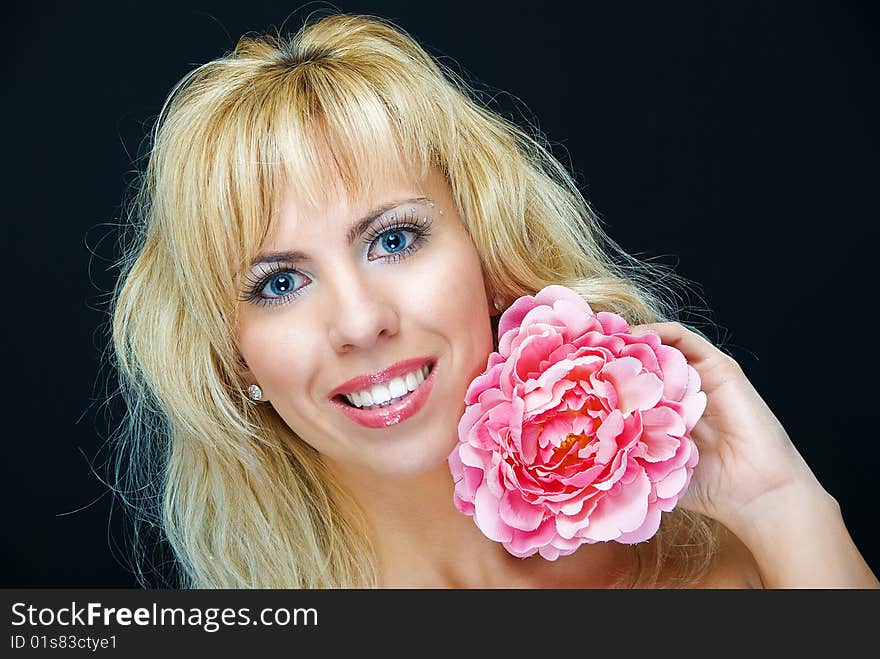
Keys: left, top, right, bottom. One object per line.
{"left": 630, "top": 322, "right": 734, "bottom": 371}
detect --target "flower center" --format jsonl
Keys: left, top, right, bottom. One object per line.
{"left": 558, "top": 434, "right": 578, "bottom": 452}
{"left": 553, "top": 432, "right": 591, "bottom": 463}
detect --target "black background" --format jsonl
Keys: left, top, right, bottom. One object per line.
{"left": 4, "top": 1, "right": 878, "bottom": 587}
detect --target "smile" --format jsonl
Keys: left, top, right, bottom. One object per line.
{"left": 340, "top": 363, "right": 431, "bottom": 409}
{"left": 330, "top": 360, "right": 437, "bottom": 428}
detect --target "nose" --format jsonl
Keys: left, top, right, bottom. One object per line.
{"left": 325, "top": 265, "right": 401, "bottom": 353}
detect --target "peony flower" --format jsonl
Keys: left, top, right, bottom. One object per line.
{"left": 448, "top": 285, "right": 706, "bottom": 560}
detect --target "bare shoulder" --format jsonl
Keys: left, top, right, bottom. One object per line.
{"left": 697, "top": 524, "right": 764, "bottom": 589}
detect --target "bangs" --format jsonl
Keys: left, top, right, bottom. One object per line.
{"left": 232, "top": 57, "right": 444, "bottom": 267}
{"left": 159, "top": 28, "right": 468, "bottom": 321}
{"left": 280, "top": 61, "right": 437, "bottom": 207}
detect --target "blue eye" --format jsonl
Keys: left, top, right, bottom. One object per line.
{"left": 241, "top": 212, "right": 434, "bottom": 308}
{"left": 265, "top": 273, "right": 297, "bottom": 297}
{"left": 380, "top": 231, "right": 406, "bottom": 253}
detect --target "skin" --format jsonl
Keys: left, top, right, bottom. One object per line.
{"left": 630, "top": 323, "right": 879, "bottom": 588}
{"left": 237, "top": 164, "right": 877, "bottom": 588}
{"left": 237, "top": 165, "right": 639, "bottom": 586}
{"left": 237, "top": 166, "right": 497, "bottom": 480}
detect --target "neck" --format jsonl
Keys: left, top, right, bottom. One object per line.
{"left": 325, "top": 459, "right": 636, "bottom": 588}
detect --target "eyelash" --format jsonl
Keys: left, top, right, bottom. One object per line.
{"left": 240, "top": 211, "right": 435, "bottom": 308}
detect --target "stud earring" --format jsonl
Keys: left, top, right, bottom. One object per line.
{"left": 247, "top": 384, "right": 263, "bottom": 401}
{"left": 493, "top": 294, "right": 506, "bottom": 312}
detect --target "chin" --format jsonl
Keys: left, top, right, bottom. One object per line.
{"left": 365, "top": 438, "right": 457, "bottom": 480}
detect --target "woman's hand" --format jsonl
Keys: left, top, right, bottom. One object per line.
{"left": 628, "top": 322, "right": 878, "bottom": 587}
{"left": 629, "top": 322, "right": 826, "bottom": 531}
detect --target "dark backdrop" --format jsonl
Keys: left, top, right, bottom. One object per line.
{"left": 4, "top": 1, "right": 878, "bottom": 587}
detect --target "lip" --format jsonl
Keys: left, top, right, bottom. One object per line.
{"left": 329, "top": 359, "right": 438, "bottom": 429}
{"left": 329, "top": 356, "right": 436, "bottom": 398}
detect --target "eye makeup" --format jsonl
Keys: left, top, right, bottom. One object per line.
{"left": 238, "top": 198, "right": 438, "bottom": 308}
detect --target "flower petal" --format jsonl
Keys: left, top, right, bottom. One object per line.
{"left": 499, "top": 489, "right": 546, "bottom": 532}
{"left": 505, "top": 516, "right": 558, "bottom": 557}
{"left": 556, "top": 496, "right": 600, "bottom": 539}
{"left": 655, "top": 344, "right": 689, "bottom": 402}
{"left": 473, "top": 483, "right": 513, "bottom": 543}
{"left": 594, "top": 310, "right": 631, "bottom": 335}
{"left": 595, "top": 409, "right": 625, "bottom": 464}
{"left": 601, "top": 357, "right": 664, "bottom": 416}
{"left": 614, "top": 504, "right": 662, "bottom": 544}
{"left": 580, "top": 468, "right": 651, "bottom": 541}
{"left": 450, "top": 285, "right": 706, "bottom": 557}
{"left": 638, "top": 406, "right": 685, "bottom": 462}
{"left": 534, "top": 284, "right": 595, "bottom": 313}
{"left": 655, "top": 465, "right": 689, "bottom": 499}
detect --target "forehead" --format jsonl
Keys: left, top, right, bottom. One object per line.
{"left": 265, "top": 166, "right": 447, "bottom": 247}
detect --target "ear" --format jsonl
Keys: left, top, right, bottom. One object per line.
{"left": 484, "top": 275, "right": 503, "bottom": 317}
{"left": 489, "top": 292, "right": 507, "bottom": 317}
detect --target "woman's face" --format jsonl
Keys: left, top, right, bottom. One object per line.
{"left": 237, "top": 166, "right": 496, "bottom": 479}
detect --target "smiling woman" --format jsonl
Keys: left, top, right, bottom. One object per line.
{"left": 236, "top": 169, "right": 496, "bottom": 475}
{"left": 108, "top": 12, "right": 876, "bottom": 589}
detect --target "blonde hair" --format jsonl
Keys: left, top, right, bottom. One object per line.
{"left": 110, "top": 12, "right": 721, "bottom": 588}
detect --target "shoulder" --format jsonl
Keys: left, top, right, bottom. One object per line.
{"left": 696, "top": 524, "right": 764, "bottom": 589}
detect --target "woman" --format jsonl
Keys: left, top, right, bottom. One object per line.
{"left": 110, "top": 12, "right": 877, "bottom": 588}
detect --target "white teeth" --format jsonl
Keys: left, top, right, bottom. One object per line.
{"left": 343, "top": 363, "right": 431, "bottom": 408}
{"left": 388, "top": 377, "right": 408, "bottom": 398}
{"left": 371, "top": 383, "right": 391, "bottom": 404}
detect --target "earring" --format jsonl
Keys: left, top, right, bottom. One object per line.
{"left": 493, "top": 294, "right": 506, "bottom": 312}
{"left": 247, "top": 384, "right": 263, "bottom": 401}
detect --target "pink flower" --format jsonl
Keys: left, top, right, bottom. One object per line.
{"left": 449, "top": 285, "right": 706, "bottom": 560}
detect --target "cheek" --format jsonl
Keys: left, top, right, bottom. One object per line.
{"left": 387, "top": 231, "right": 487, "bottom": 323}
{"left": 424, "top": 239, "right": 495, "bottom": 361}
{"left": 237, "top": 316, "right": 314, "bottom": 396}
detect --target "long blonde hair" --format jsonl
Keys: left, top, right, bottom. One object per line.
{"left": 110, "top": 12, "right": 721, "bottom": 588}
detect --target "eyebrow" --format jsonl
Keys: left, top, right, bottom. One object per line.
{"left": 249, "top": 196, "right": 429, "bottom": 268}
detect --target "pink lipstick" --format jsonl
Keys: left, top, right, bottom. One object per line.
{"left": 329, "top": 358, "right": 438, "bottom": 428}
